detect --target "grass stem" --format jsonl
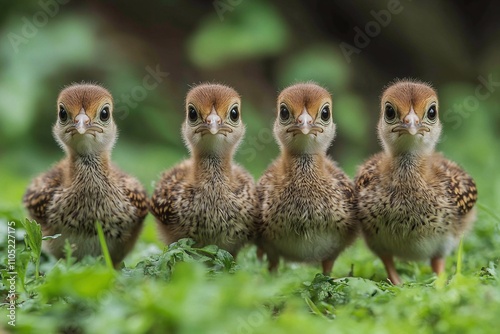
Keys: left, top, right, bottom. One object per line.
{"left": 95, "top": 221, "right": 114, "bottom": 270}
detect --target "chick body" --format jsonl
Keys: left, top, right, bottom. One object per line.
{"left": 150, "top": 84, "right": 258, "bottom": 256}
{"left": 24, "top": 84, "right": 147, "bottom": 265}
{"left": 355, "top": 80, "right": 477, "bottom": 284}
{"left": 258, "top": 83, "right": 357, "bottom": 274}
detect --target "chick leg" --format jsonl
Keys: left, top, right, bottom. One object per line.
{"left": 430, "top": 256, "right": 445, "bottom": 275}
{"left": 256, "top": 247, "right": 265, "bottom": 261}
{"left": 381, "top": 255, "right": 401, "bottom": 285}
{"left": 321, "top": 259, "right": 335, "bottom": 276}
{"left": 267, "top": 253, "right": 279, "bottom": 273}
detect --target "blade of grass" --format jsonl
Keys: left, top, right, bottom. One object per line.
{"left": 304, "top": 297, "right": 329, "bottom": 320}
{"left": 20, "top": 219, "right": 42, "bottom": 279}
{"left": 63, "top": 239, "right": 76, "bottom": 267}
{"left": 95, "top": 221, "right": 114, "bottom": 270}
{"left": 456, "top": 238, "right": 464, "bottom": 276}
{"left": 477, "top": 203, "right": 500, "bottom": 224}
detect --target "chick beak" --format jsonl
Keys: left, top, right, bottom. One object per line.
{"left": 206, "top": 107, "right": 221, "bottom": 135}
{"left": 297, "top": 108, "right": 313, "bottom": 135}
{"left": 403, "top": 107, "right": 420, "bottom": 135}
{"left": 74, "top": 108, "right": 90, "bottom": 134}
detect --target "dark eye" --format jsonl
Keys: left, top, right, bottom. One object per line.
{"left": 229, "top": 106, "right": 239, "bottom": 122}
{"left": 59, "top": 105, "right": 68, "bottom": 122}
{"left": 385, "top": 103, "right": 396, "bottom": 122}
{"left": 100, "top": 106, "right": 110, "bottom": 122}
{"left": 427, "top": 105, "right": 437, "bottom": 122}
{"left": 188, "top": 106, "right": 198, "bottom": 122}
{"left": 280, "top": 105, "right": 290, "bottom": 121}
{"left": 320, "top": 105, "right": 330, "bottom": 122}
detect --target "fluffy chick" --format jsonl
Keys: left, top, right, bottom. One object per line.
{"left": 150, "top": 83, "right": 258, "bottom": 256}
{"left": 24, "top": 83, "right": 148, "bottom": 266}
{"left": 257, "top": 82, "right": 357, "bottom": 275}
{"left": 355, "top": 79, "right": 477, "bottom": 284}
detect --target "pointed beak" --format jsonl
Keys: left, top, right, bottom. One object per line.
{"left": 206, "top": 107, "right": 221, "bottom": 135}
{"left": 286, "top": 108, "right": 323, "bottom": 136}
{"left": 74, "top": 108, "right": 90, "bottom": 134}
{"left": 297, "top": 108, "right": 313, "bottom": 134}
{"left": 403, "top": 107, "right": 420, "bottom": 135}
{"left": 194, "top": 106, "right": 233, "bottom": 136}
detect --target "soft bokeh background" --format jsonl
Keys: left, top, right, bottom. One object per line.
{"left": 1, "top": 0, "right": 499, "bottom": 252}
{"left": 1, "top": 2, "right": 500, "bottom": 332}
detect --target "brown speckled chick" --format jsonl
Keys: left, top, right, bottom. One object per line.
{"left": 355, "top": 79, "right": 477, "bottom": 285}
{"left": 257, "top": 83, "right": 357, "bottom": 275}
{"left": 150, "top": 83, "right": 258, "bottom": 256}
{"left": 23, "top": 84, "right": 148, "bottom": 266}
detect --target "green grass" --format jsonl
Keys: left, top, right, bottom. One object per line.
{"left": 0, "top": 202, "right": 499, "bottom": 333}
{"left": 0, "top": 143, "right": 499, "bottom": 333}
{"left": 0, "top": 145, "right": 499, "bottom": 333}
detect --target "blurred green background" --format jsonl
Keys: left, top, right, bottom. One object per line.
{"left": 0, "top": 0, "right": 499, "bottom": 244}
{"left": 1, "top": 3, "right": 500, "bottom": 332}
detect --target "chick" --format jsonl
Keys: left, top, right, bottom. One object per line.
{"left": 355, "top": 79, "right": 477, "bottom": 284}
{"left": 257, "top": 82, "right": 357, "bottom": 275}
{"left": 23, "top": 83, "right": 148, "bottom": 266}
{"left": 150, "top": 83, "right": 258, "bottom": 256}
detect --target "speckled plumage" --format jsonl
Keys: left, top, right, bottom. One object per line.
{"left": 355, "top": 79, "right": 477, "bottom": 284}
{"left": 150, "top": 83, "right": 258, "bottom": 256}
{"left": 257, "top": 83, "right": 358, "bottom": 274}
{"left": 23, "top": 84, "right": 147, "bottom": 266}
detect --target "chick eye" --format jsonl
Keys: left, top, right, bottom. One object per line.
{"left": 100, "top": 106, "right": 110, "bottom": 122}
{"left": 427, "top": 105, "right": 437, "bottom": 122}
{"left": 280, "top": 105, "right": 290, "bottom": 121}
{"left": 188, "top": 105, "right": 198, "bottom": 122}
{"left": 384, "top": 103, "right": 396, "bottom": 123}
{"left": 229, "top": 106, "right": 239, "bottom": 122}
{"left": 320, "top": 105, "right": 330, "bottom": 122}
{"left": 59, "top": 105, "right": 68, "bottom": 122}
